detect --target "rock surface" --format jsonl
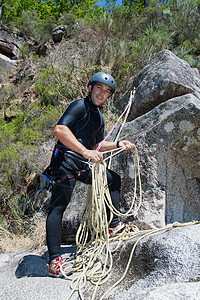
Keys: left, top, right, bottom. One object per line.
{"left": 115, "top": 50, "right": 200, "bottom": 121}
{"left": 0, "top": 224, "right": 199, "bottom": 299}
{"left": 0, "top": 25, "right": 24, "bottom": 72}
{"left": 112, "top": 91, "right": 200, "bottom": 227}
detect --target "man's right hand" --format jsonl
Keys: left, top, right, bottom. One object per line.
{"left": 82, "top": 149, "right": 103, "bottom": 163}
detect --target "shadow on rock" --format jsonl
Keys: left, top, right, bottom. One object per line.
{"left": 15, "top": 244, "right": 77, "bottom": 278}
{"left": 15, "top": 255, "right": 49, "bottom": 278}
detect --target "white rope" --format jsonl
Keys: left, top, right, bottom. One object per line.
{"left": 107, "top": 88, "right": 135, "bottom": 169}
{"left": 61, "top": 145, "right": 143, "bottom": 299}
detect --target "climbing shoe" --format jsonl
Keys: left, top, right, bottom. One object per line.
{"left": 48, "top": 256, "right": 73, "bottom": 278}
{"left": 109, "top": 222, "right": 125, "bottom": 236}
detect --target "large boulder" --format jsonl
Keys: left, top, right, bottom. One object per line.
{"left": 115, "top": 50, "right": 200, "bottom": 121}
{"left": 111, "top": 91, "right": 200, "bottom": 227}
{"left": 111, "top": 223, "right": 200, "bottom": 299}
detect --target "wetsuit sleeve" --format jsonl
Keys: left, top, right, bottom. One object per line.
{"left": 57, "top": 99, "right": 84, "bottom": 128}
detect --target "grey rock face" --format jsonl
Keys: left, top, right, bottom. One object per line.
{"left": 0, "top": 52, "right": 17, "bottom": 71}
{"left": 115, "top": 50, "right": 200, "bottom": 121}
{"left": 3, "top": 224, "right": 199, "bottom": 299}
{"left": 112, "top": 92, "right": 200, "bottom": 227}
{"left": 0, "top": 25, "right": 24, "bottom": 71}
{"left": 112, "top": 224, "right": 200, "bottom": 300}
{"left": 53, "top": 29, "right": 64, "bottom": 43}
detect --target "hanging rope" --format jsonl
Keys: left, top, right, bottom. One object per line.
{"left": 96, "top": 88, "right": 135, "bottom": 153}
{"left": 61, "top": 146, "right": 143, "bottom": 300}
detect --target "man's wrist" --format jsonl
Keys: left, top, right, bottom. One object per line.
{"left": 78, "top": 145, "right": 87, "bottom": 156}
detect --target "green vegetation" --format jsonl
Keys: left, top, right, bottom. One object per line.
{"left": 0, "top": 0, "right": 200, "bottom": 248}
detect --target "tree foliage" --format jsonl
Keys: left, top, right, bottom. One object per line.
{"left": 1, "top": 0, "right": 101, "bottom": 21}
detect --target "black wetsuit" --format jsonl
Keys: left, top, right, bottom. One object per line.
{"left": 46, "top": 96, "right": 121, "bottom": 262}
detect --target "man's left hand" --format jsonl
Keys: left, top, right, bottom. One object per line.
{"left": 118, "top": 140, "right": 135, "bottom": 151}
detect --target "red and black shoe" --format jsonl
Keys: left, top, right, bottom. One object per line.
{"left": 109, "top": 222, "right": 126, "bottom": 237}
{"left": 48, "top": 256, "right": 73, "bottom": 278}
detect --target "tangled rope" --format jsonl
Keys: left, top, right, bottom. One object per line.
{"left": 61, "top": 146, "right": 144, "bottom": 300}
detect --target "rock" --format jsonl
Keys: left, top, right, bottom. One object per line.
{"left": 115, "top": 282, "right": 200, "bottom": 300}
{"left": 0, "top": 39, "right": 20, "bottom": 59}
{"left": 111, "top": 224, "right": 200, "bottom": 299}
{"left": 27, "top": 140, "right": 55, "bottom": 213}
{"left": 0, "top": 52, "right": 17, "bottom": 71}
{"left": 0, "top": 25, "right": 24, "bottom": 72}
{"left": 36, "top": 43, "right": 48, "bottom": 56}
{"left": 2, "top": 224, "right": 199, "bottom": 299}
{"left": 111, "top": 92, "right": 200, "bottom": 227}
{"left": 115, "top": 50, "right": 200, "bottom": 121}
{"left": 36, "top": 140, "right": 55, "bottom": 174}
{"left": 52, "top": 24, "right": 77, "bottom": 42}
{"left": 15, "top": 254, "right": 49, "bottom": 278}
{"left": 62, "top": 182, "right": 87, "bottom": 243}
{"left": 53, "top": 26, "right": 66, "bottom": 43}
{"left": 0, "top": 254, "right": 10, "bottom": 268}
{"left": 53, "top": 25, "right": 67, "bottom": 33}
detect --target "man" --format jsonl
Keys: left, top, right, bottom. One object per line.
{"left": 45, "top": 72, "right": 135, "bottom": 277}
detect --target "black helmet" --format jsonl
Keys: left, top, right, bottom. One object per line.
{"left": 88, "top": 72, "right": 116, "bottom": 95}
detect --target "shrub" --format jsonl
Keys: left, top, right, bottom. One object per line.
{"left": 11, "top": 10, "right": 56, "bottom": 44}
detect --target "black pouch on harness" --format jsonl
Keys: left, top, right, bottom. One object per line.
{"left": 63, "top": 154, "right": 92, "bottom": 183}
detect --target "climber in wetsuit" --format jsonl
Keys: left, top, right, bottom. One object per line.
{"left": 45, "top": 72, "right": 135, "bottom": 277}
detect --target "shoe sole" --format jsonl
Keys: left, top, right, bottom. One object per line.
{"left": 49, "top": 265, "right": 73, "bottom": 278}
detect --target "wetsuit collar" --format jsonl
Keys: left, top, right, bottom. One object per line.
{"left": 85, "top": 96, "right": 99, "bottom": 110}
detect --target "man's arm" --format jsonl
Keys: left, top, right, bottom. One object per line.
{"left": 54, "top": 125, "right": 103, "bottom": 163}
{"left": 96, "top": 140, "right": 135, "bottom": 152}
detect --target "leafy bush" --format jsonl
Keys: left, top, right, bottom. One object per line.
{"left": 11, "top": 10, "right": 56, "bottom": 44}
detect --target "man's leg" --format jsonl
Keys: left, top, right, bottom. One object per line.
{"left": 46, "top": 176, "right": 76, "bottom": 262}
{"left": 106, "top": 169, "right": 121, "bottom": 228}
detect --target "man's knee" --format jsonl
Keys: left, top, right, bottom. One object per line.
{"left": 107, "top": 169, "right": 121, "bottom": 191}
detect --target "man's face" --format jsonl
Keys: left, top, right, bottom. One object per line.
{"left": 88, "top": 82, "right": 112, "bottom": 107}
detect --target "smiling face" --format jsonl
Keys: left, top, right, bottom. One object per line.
{"left": 88, "top": 82, "right": 112, "bottom": 107}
